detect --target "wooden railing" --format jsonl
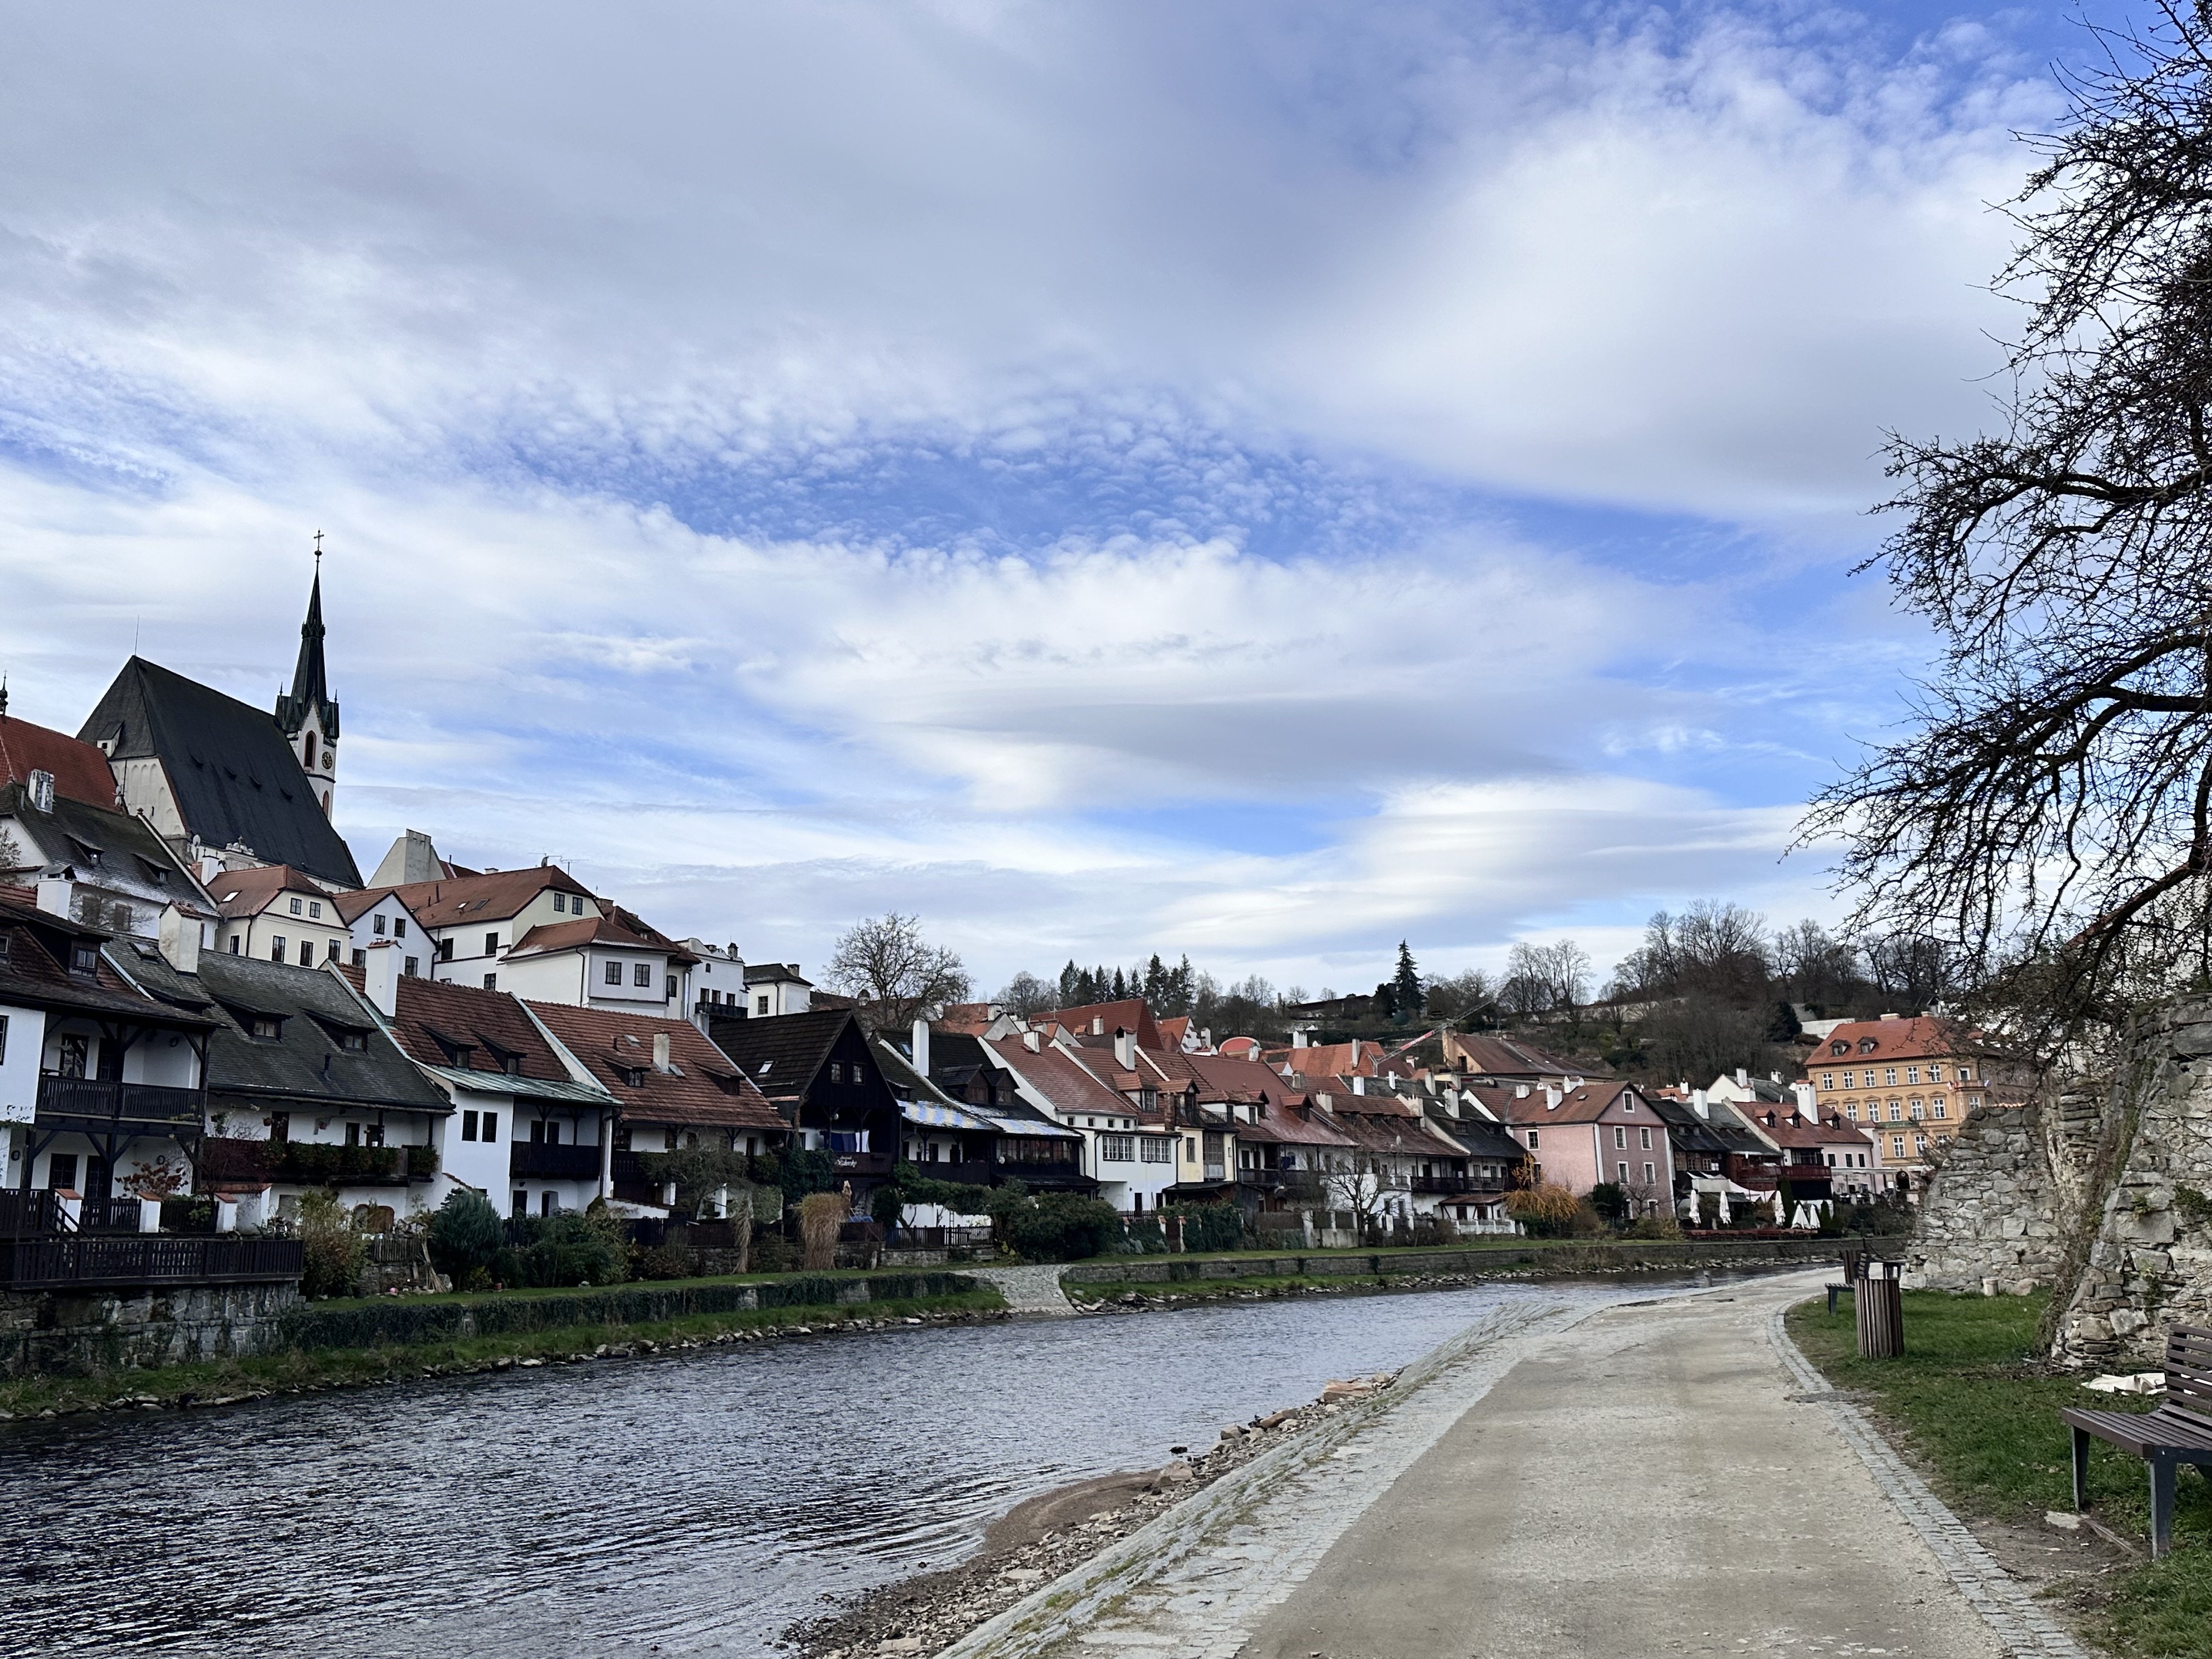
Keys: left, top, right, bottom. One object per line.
{"left": 36, "top": 1075, "right": 204, "bottom": 1127}
{"left": 0, "top": 1233, "right": 303, "bottom": 1289}
{"left": 509, "top": 1142, "right": 602, "bottom": 1180}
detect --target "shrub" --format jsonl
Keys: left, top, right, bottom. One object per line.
{"left": 750, "top": 1231, "right": 794, "bottom": 1273}
{"left": 495, "top": 1206, "right": 628, "bottom": 1288}
{"left": 630, "top": 1242, "right": 693, "bottom": 1280}
{"left": 1587, "top": 1182, "right": 1630, "bottom": 1224}
{"left": 1120, "top": 1216, "right": 1167, "bottom": 1255}
{"left": 295, "top": 1190, "right": 367, "bottom": 1299}
{"left": 1505, "top": 1181, "right": 1582, "bottom": 1238}
{"left": 1166, "top": 1201, "right": 1244, "bottom": 1254}
{"left": 1003, "top": 1193, "right": 1123, "bottom": 1262}
{"left": 798, "top": 1192, "right": 846, "bottom": 1271}
{"left": 426, "top": 1189, "right": 503, "bottom": 1283}
{"left": 1623, "top": 1212, "right": 1684, "bottom": 1240}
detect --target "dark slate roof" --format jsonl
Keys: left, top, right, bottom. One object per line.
{"left": 78, "top": 657, "right": 362, "bottom": 887}
{"left": 1430, "top": 1114, "right": 1530, "bottom": 1162}
{"left": 0, "top": 893, "right": 213, "bottom": 1025}
{"left": 1645, "top": 1095, "right": 1758, "bottom": 1155}
{"left": 702, "top": 1006, "right": 853, "bottom": 1096}
{"left": 117, "top": 947, "right": 444, "bottom": 1113}
{"left": 0, "top": 780, "right": 204, "bottom": 898}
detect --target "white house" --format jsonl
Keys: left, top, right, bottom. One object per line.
{"left": 207, "top": 864, "right": 353, "bottom": 969}
{"left": 742, "top": 961, "right": 812, "bottom": 1018}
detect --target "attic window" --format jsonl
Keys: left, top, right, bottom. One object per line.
{"left": 756, "top": 1059, "right": 772, "bottom": 1077}
{"left": 338, "top": 1030, "right": 369, "bottom": 1052}
{"left": 1830, "top": 1041, "right": 1848, "bottom": 1056}
{"left": 619, "top": 1066, "right": 647, "bottom": 1087}
{"left": 1858, "top": 1038, "right": 1878, "bottom": 1053}
{"left": 70, "top": 944, "right": 99, "bottom": 976}
{"left": 248, "top": 1015, "right": 283, "bottom": 1041}
{"left": 66, "top": 837, "right": 102, "bottom": 867}
{"left": 552, "top": 893, "right": 566, "bottom": 913}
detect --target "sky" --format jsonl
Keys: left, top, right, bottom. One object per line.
{"left": 0, "top": 1, "right": 2117, "bottom": 997}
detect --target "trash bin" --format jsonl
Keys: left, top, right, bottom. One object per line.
{"left": 1856, "top": 1259, "right": 1904, "bottom": 1358}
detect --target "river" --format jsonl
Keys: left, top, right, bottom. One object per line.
{"left": 0, "top": 1278, "right": 1705, "bottom": 1657}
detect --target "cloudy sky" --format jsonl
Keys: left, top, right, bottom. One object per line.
{"left": 0, "top": 1, "right": 2093, "bottom": 995}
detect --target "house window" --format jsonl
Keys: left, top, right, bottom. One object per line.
{"left": 1526, "top": 1129, "right": 1539, "bottom": 1150}
{"left": 403, "top": 956, "right": 419, "bottom": 978}
{"left": 71, "top": 943, "right": 98, "bottom": 975}
{"left": 1623, "top": 1098, "right": 1634, "bottom": 1112}
{"left": 270, "top": 1112, "right": 290, "bottom": 1143}
{"left": 1639, "top": 1126, "right": 1652, "bottom": 1150}
{"left": 298, "top": 940, "right": 314, "bottom": 967}
{"left": 1844, "top": 1102, "right": 1858, "bottom": 1121}
{"left": 1643, "top": 1162, "right": 1655, "bottom": 1184}
{"left": 438, "top": 939, "right": 454, "bottom": 962}
{"left": 605, "top": 960, "right": 622, "bottom": 985}
{"left": 1932, "top": 1098, "right": 1948, "bottom": 1119}
{"left": 1820, "top": 1073, "right": 1833, "bottom": 1090}
{"left": 1616, "top": 1161, "right": 1629, "bottom": 1182}
{"left": 0, "top": 1014, "right": 6, "bottom": 1064}
{"left": 1928, "top": 1064, "right": 1944, "bottom": 1082}
{"left": 338, "top": 1029, "right": 367, "bottom": 1052}
{"left": 309, "top": 901, "right": 323, "bottom": 920}
{"left": 1831, "top": 1041, "right": 1848, "bottom": 1056}
{"left": 326, "top": 939, "right": 341, "bottom": 961}
{"left": 827, "top": 1063, "right": 842, "bottom": 1083}
{"left": 1891, "top": 1135, "right": 1906, "bottom": 1158}
{"left": 344, "top": 1121, "right": 360, "bottom": 1147}
{"left": 1102, "top": 1134, "right": 1135, "bottom": 1162}
{"left": 1612, "top": 1126, "right": 1626, "bottom": 1149}
{"left": 46, "top": 1153, "right": 78, "bottom": 1193}
{"left": 633, "top": 963, "right": 651, "bottom": 987}
{"left": 1883, "top": 1068, "right": 1897, "bottom": 1086}
{"left": 666, "top": 975, "right": 678, "bottom": 1000}
{"left": 374, "top": 915, "right": 387, "bottom": 936}
{"left": 540, "top": 1190, "right": 556, "bottom": 1218}
{"left": 1967, "top": 1092, "right": 1983, "bottom": 1110}
{"left": 1909, "top": 1099, "right": 1924, "bottom": 1119}
{"left": 552, "top": 893, "right": 566, "bottom": 913}
{"left": 481, "top": 1112, "right": 498, "bottom": 1143}
{"left": 757, "top": 995, "right": 770, "bottom": 1015}
{"left": 352, "top": 949, "right": 365, "bottom": 967}
{"left": 394, "top": 918, "right": 407, "bottom": 939}
{"left": 1959, "top": 1064, "right": 1976, "bottom": 1081}
{"left": 484, "top": 932, "right": 499, "bottom": 956}
{"left": 513, "top": 1189, "right": 527, "bottom": 1216}
{"left": 1887, "top": 1102, "right": 1903, "bottom": 1122}
{"left": 1141, "top": 1137, "right": 1173, "bottom": 1163}
{"left": 289, "top": 898, "right": 303, "bottom": 916}
{"left": 270, "top": 935, "right": 287, "bottom": 962}
{"left": 249, "top": 1015, "right": 281, "bottom": 1041}
{"left": 482, "top": 974, "right": 497, "bottom": 991}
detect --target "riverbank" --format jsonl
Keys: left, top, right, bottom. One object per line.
{"left": 0, "top": 1283, "right": 1006, "bottom": 1420}
{"left": 786, "top": 1370, "right": 1403, "bottom": 1659}
{"left": 1786, "top": 1291, "right": 2212, "bottom": 1659}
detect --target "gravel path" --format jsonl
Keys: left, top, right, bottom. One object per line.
{"left": 968, "top": 1265, "right": 1075, "bottom": 1316}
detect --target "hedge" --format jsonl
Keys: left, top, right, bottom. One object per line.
{"left": 280, "top": 1272, "right": 983, "bottom": 1351}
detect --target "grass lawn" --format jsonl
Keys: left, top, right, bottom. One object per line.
{"left": 1787, "top": 1291, "right": 2212, "bottom": 1658}
{"left": 0, "top": 1288, "right": 1005, "bottom": 1419}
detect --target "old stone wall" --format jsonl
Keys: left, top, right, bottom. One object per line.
{"left": 2051, "top": 999, "right": 2212, "bottom": 1367}
{"left": 1905, "top": 1074, "right": 2112, "bottom": 1294}
{"left": 0, "top": 1280, "right": 303, "bottom": 1379}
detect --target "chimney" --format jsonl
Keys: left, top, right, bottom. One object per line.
{"left": 157, "top": 904, "right": 199, "bottom": 975}
{"left": 1735, "top": 1068, "right": 1748, "bottom": 1090}
{"left": 653, "top": 1031, "right": 673, "bottom": 1073}
{"left": 1023, "top": 1028, "right": 1042, "bottom": 1053}
{"left": 912, "top": 1017, "right": 932, "bottom": 1077}
{"left": 1692, "top": 1087, "right": 1709, "bottom": 1121}
{"left": 363, "top": 939, "right": 400, "bottom": 1018}
{"left": 35, "top": 876, "right": 70, "bottom": 917}
{"left": 1515, "top": 1083, "right": 1530, "bottom": 1098}
{"left": 1091, "top": 1017, "right": 1104, "bottom": 1036}
{"left": 1113, "top": 1026, "right": 1135, "bottom": 1068}
{"left": 1291, "top": 1027, "right": 1307, "bottom": 1049}
{"left": 1352, "top": 1075, "right": 1366, "bottom": 1096}
{"left": 1543, "top": 1085, "right": 1561, "bottom": 1111}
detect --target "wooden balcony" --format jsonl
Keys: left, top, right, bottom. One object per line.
{"left": 36, "top": 1075, "right": 204, "bottom": 1130}
{"left": 198, "top": 1139, "right": 438, "bottom": 1187}
{"left": 509, "top": 1142, "right": 603, "bottom": 1181}
{"left": 0, "top": 1233, "right": 304, "bottom": 1290}
{"left": 829, "top": 1150, "right": 895, "bottom": 1177}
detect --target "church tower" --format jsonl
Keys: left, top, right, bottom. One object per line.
{"left": 272, "top": 544, "right": 341, "bottom": 818}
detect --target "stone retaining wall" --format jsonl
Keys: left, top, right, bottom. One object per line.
{"left": 1058, "top": 1238, "right": 1854, "bottom": 1286}
{"left": 1, "top": 1281, "right": 304, "bottom": 1379}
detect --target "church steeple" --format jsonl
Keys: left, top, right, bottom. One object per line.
{"left": 273, "top": 535, "right": 341, "bottom": 816}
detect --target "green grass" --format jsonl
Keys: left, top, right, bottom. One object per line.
{"left": 0, "top": 1289, "right": 1005, "bottom": 1419}
{"left": 1787, "top": 1291, "right": 2212, "bottom": 1658}
{"left": 304, "top": 1261, "right": 898, "bottom": 1313}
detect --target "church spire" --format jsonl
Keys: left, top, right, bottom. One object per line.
{"left": 274, "top": 534, "right": 340, "bottom": 743}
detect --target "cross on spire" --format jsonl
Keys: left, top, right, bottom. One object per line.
{"left": 312, "top": 529, "right": 324, "bottom": 565}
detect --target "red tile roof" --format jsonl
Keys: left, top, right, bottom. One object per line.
{"left": 342, "top": 967, "right": 574, "bottom": 1085}
{"left": 1440, "top": 1031, "right": 1594, "bottom": 1079}
{"left": 1808, "top": 1017, "right": 1962, "bottom": 1063}
{"left": 506, "top": 915, "right": 673, "bottom": 960}
{"left": 526, "top": 1001, "right": 783, "bottom": 1131}
{"left": 340, "top": 865, "right": 600, "bottom": 929}
{"left": 1035, "top": 997, "right": 1162, "bottom": 1048}
{"left": 987, "top": 1036, "right": 1136, "bottom": 1120}
{"left": 205, "top": 864, "right": 330, "bottom": 919}
{"left": 0, "top": 711, "right": 117, "bottom": 809}
{"left": 1489, "top": 1079, "right": 1645, "bottom": 1126}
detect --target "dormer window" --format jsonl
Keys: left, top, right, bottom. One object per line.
{"left": 1858, "top": 1037, "right": 1877, "bottom": 1053}
{"left": 70, "top": 944, "right": 98, "bottom": 976}
{"left": 248, "top": 1015, "right": 282, "bottom": 1041}
{"left": 1830, "top": 1041, "right": 1848, "bottom": 1056}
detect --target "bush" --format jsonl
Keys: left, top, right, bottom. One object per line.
{"left": 295, "top": 1190, "right": 367, "bottom": 1299}
{"left": 1822, "top": 1196, "right": 1917, "bottom": 1237}
{"left": 1119, "top": 1216, "right": 1167, "bottom": 1254}
{"left": 630, "top": 1242, "right": 693, "bottom": 1280}
{"left": 1506, "top": 1181, "right": 1582, "bottom": 1238}
{"left": 798, "top": 1192, "right": 846, "bottom": 1271}
{"left": 750, "top": 1231, "right": 794, "bottom": 1273}
{"left": 1166, "top": 1201, "right": 1244, "bottom": 1254}
{"left": 1003, "top": 1192, "right": 1123, "bottom": 1262}
{"left": 495, "top": 1206, "right": 628, "bottom": 1288}
{"left": 1587, "top": 1182, "right": 1630, "bottom": 1224}
{"left": 427, "top": 1189, "right": 503, "bottom": 1283}
{"left": 1623, "top": 1212, "right": 1683, "bottom": 1240}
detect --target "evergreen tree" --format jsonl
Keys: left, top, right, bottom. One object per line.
{"left": 1392, "top": 942, "right": 1424, "bottom": 1024}
{"left": 1058, "top": 960, "right": 1083, "bottom": 1006}
{"left": 1111, "top": 966, "right": 1127, "bottom": 999}
{"left": 1371, "top": 981, "right": 1396, "bottom": 1024}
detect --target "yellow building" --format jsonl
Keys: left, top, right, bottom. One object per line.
{"left": 1805, "top": 1015, "right": 1988, "bottom": 1194}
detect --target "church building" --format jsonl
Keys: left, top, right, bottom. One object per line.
{"left": 76, "top": 564, "right": 362, "bottom": 890}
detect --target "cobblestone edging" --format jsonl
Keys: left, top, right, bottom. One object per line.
{"left": 936, "top": 1296, "right": 1594, "bottom": 1659}
{"left": 1766, "top": 1307, "right": 2091, "bottom": 1659}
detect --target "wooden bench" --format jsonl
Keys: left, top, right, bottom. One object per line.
{"left": 2062, "top": 1325, "right": 2212, "bottom": 1556}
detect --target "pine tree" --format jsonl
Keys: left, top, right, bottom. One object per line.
{"left": 1392, "top": 941, "right": 1424, "bottom": 1025}
{"left": 1111, "top": 966, "right": 1127, "bottom": 999}
{"left": 1059, "top": 960, "right": 1083, "bottom": 1006}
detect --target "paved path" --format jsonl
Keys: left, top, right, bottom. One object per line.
{"left": 968, "top": 1265, "right": 1075, "bottom": 1316}
{"left": 946, "top": 1273, "right": 2086, "bottom": 1659}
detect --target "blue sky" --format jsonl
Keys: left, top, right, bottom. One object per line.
{"left": 0, "top": 1, "right": 2124, "bottom": 995}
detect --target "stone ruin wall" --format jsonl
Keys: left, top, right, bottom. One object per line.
{"left": 1908, "top": 995, "right": 2212, "bottom": 1366}
{"left": 2049, "top": 1000, "right": 2212, "bottom": 1367}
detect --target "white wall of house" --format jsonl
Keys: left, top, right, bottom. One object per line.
{"left": 0, "top": 998, "right": 45, "bottom": 1190}
{"left": 343, "top": 894, "right": 426, "bottom": 974}
{"left": 222, "top": 897, "right": 352, "bottom": 969}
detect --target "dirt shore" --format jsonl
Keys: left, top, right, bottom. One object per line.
{"left": 781, "top": 1371, "right": 1400, "bottom": 1658}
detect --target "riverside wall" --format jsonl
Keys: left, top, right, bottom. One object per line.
{"left": 1, "top": 1281, "right": 304, "bottom": 1379}
{"left": 3, "top": 1271, "right": 984, "bottom": 1380}
{"left": 1058, "top": 1238, "right": 1858, "bottom": 1289}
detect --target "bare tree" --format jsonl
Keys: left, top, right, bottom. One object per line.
{"left": 825, "top": 913, "right": 971, "bottom": 1031}
{"left": 1504, "top": 939, "right": 1590, "bottom": 1017}
{"left": 995, "top": 970, "right": 1054, "bottom": 1017}
{"left": 1804, "top": 6, "right": 2212, "bottom": 1034}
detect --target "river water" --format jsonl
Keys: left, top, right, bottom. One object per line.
{"left": 0, "top": 1278, "right": 1703, "bottom": 1657}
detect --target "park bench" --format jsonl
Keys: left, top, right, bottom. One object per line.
{"left": 2062, "top": 1325, "right": 2212, "bottom": 1556}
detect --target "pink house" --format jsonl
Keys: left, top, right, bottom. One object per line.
{"left": 1490, "top": 1080, "right": 1675, "bottom": 1212}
